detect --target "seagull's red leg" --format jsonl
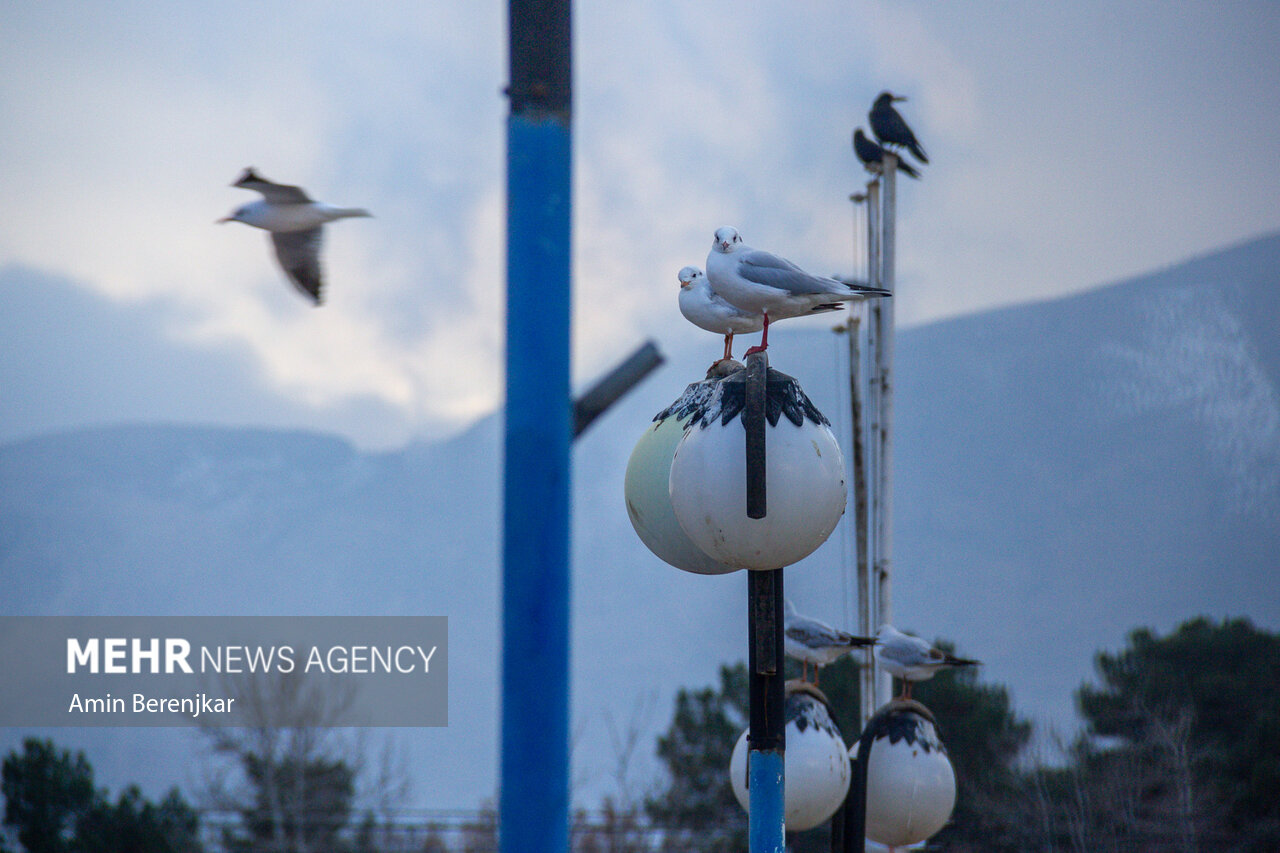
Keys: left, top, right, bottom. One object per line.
{"left": 814, "top": 665, "right": 821, "bottom": 687}
{"left": 723, "top": 332, "right": 734, "bottom": 361}
{"left": 743, "top": 312, "right": 770, "bottom": 356}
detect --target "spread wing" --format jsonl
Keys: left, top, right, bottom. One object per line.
{"left": 234, "top": 168, "right": 313, "bottom": 204}
{"left": 270, "top": 229, "right": 325, "bottom": 304}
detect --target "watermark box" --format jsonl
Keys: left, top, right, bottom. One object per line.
{"left": 0, "top": 616, "right": 447, "bottom": 727}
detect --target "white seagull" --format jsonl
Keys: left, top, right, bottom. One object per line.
{"left": 705, "top": 227, "right": 890, "bottom": 354}
{"left": 784, "top": 599, "right": 875, "bottom": 686}
{"left": 875, "top": 624, "right": 980, "bottom": 699}
{"left": 677, "top": 266, "right": 762, "bottom": 362}
{"left": 218, "top": 168, "right": 371, "bottom": 304}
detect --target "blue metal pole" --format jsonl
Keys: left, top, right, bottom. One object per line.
{"left": 503, "top": 2, "right": 571, "bottom": 851}
{"left": 749, "top": 749, "right": 786, "bottom": 851}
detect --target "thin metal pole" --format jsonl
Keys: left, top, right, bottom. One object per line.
{"left": 842, "top": 721, "right": 876, "bottom": 853}
{"left": 502, "top": 2, "right": 571, "bottom": 851}
{"left": 847, "top": 311, "right": 873, "bottom": 732}
{"left": 877, "top": 154, "right": 897, "bottom": 707}
{"left": 744, "top": 351, "right": 785, "bottom": 853}
{"left": 864, "top": 178, "right": 884, "bottom": 713}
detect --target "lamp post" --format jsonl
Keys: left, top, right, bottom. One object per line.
{"left": 840, "top": 700, "right": 956, "bottom": 852}
{"left": 663, "top": 353, "right": 847, "bottom": 851}
{"left": 731, "top": 682, "right": 854, "bottom": 833}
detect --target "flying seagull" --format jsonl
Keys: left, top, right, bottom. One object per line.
{"left": 784, "top": 599, "right": 875, "bottom": 686}
{"left": 875, "top": 625, "right": 980, "bottom": 699}
{"left": 869, "top": 91, "right": 929, "bottom": 165}
{"left": 677, "top": 266, "right": 762, "bottom": 362}
{"left": 218, "top": 168, "right": 371, "bottom": 304}
{"left": 705, "top": 226, "right": 890, "bottom": 354}
{"left": 854, "top": 128, "right": 921, "bottom": 179}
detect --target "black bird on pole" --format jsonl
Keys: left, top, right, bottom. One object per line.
{"left": 853, "top": 128, "right": 920, "bottom": 179}
{"left": 869, "top": 91, "right": 929, "bottom": 165}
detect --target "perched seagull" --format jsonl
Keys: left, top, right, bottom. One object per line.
{"left": 875, "top": 625, "right": 980, "bottom": 699}
{"left": 853, "top": 128, "right": 920, "bottom": 179}
{"left": 680, "top": 264, "right": 857, "bottom": 361}
{"left": 677, "top": 266, "right": 763, "bottom": 362}
{"left": 869, "top": 91, "right": 929, "bottom": 165}
{"left": 705, "top": 226, "right": 890, "bottom": 355}
{"left": 784, "top": 599, "right": 875, "bottom": 686}
{"left": 218, "top": 168, "right": 371, "bottom": 304}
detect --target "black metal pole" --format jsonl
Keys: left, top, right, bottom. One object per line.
{"left": 842, "top": 719, "right": 877, "bottom": 853}
{"left": 744, "top": 350, "right": 784, "bottom": 851}
{"left": 745, "top": 352, "right": 768, "bottom": 520}
{"left": 572, "top": 340, "right": 663, "bottom": 437}
{"left": 746, "top": 583, "right": 787, "bottom": 853}
{"left": 830, "top": 789, "right": 846, "bottom": 851}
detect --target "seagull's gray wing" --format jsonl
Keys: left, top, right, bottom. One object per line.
{"left": 787, "top": 618, "right": 872, "bottom": 650}
{"left": 786, "top": 618, "right": 852, "bottom": 650}
{"left": 736, "top": 250, "right": 841, "bottom": 296}
{"left": 877, "top": 635, "right": 932, "bottom": 668}
{"left": 270, "top": 229, "right": 324, "bottom": 304}
{"left": 235, "top": 169, "right": 313, "bottom": 204}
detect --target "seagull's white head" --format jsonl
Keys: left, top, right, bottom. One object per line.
{"left": 876, "top": 624, "right": 903, "bottom": 644}
{"left": 677, "top": 266, "right": 704, "bottom": 289}
{"left": 712, "top": 226, "right": 743, "bottom": 254}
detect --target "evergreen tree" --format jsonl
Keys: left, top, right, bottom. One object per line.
{"left": 76, "top": 786, "right": 203, "bottom": 853}
{"left": 1077, "top": 616, "right": 1280, "bottom": 850}
{"left": 645, "top": 663, "right": 748, "bottom": 852}
{"left": 911, "top": 644, "right": 1033, "bottom": 852}
{"left": 227, "top": 754, "right": 353, "bottom": 853}
{"left": 1, "top": 739, "right": 94, "bottom": 853}
{"left": 2, "top": 739, "right": 203, "bottom": 853}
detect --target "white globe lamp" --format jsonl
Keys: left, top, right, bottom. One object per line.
{"left": 729, "top": 682, "right": 851, "bottom": 832}
{"left": 669, "top": 367, "right": 845, "bottom": 570}
{"left": 855, "top": 702, "right": 957, "bottom": 848}
{"left": 624, "top": 375, "right": 739, "bottom": 574}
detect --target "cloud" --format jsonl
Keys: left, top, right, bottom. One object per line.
{"left": 2, "top": 2, "right": 1279, "bottom": 447}
{"left": 0, "top": 3, "right": 508, "bottom": 445}
{"left": 0, "top": 264, "right": 417, "bottom": 448}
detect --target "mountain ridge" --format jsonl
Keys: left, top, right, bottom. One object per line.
{"left": 2, "top": 232, "right": 1278, "bottom": 808}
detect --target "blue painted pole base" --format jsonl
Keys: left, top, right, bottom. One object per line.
{"left": 749, "top": 748, "right": 785, "bottom": 852}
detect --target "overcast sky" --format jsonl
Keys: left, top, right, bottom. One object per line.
{"left": 2, "top": 1, "right": 1278, "bottom": 448}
